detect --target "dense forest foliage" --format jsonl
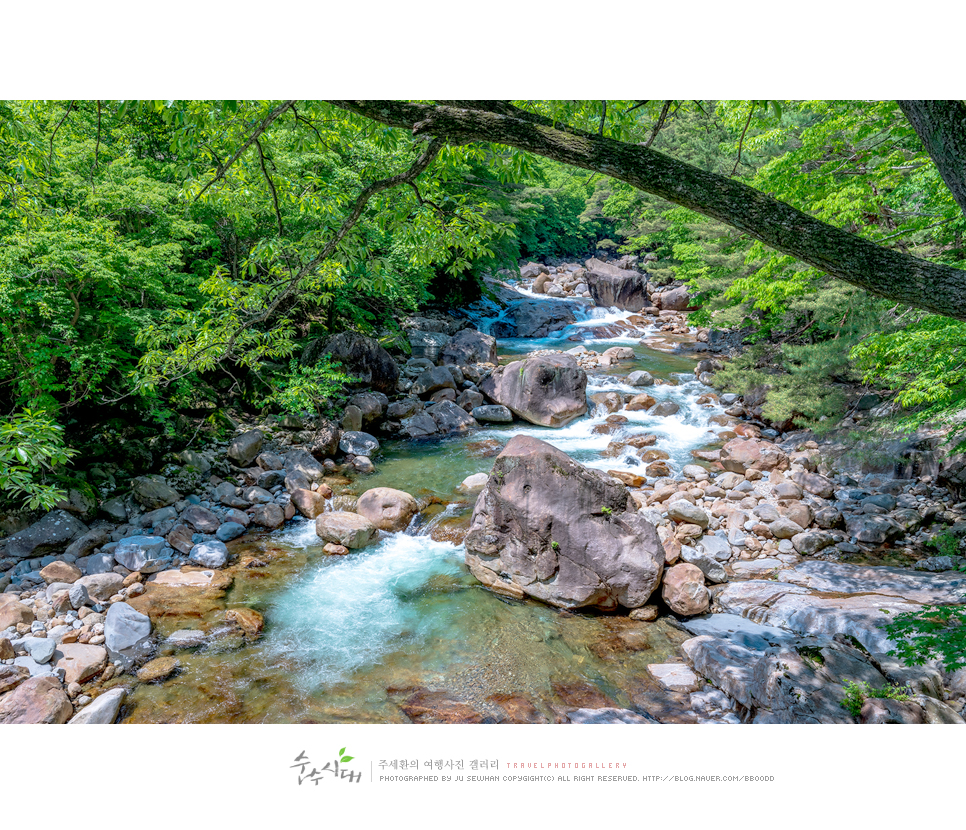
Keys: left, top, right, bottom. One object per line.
{"left": 1, "top": 100, "right": 965, "bottom": 510}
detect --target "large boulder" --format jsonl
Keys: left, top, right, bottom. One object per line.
{"left": 346, "top": 392, "right": 389, "bottom": 428}
{"left": 0, "top": 676, "right": 73, "bottom": 724}
{"left": 584, "top": 258, "right": 649, "bottom": 311}
{"left": 131, "top": 475, "right": 181, "bottom": 510}
{"left": 339, "top": 431, "right": 380, "bottom": 457}
{"left": 472, "top": 404, "right": 513, "bottom": 424}
{"left": 114, "top": 535, "right": 168, "bottom": 572}
{"left": 64, "top": 526, "right": 111, "bottom": 559}
{"left": 309, "top": 332, "right": 399, "bottom": 396}
{"left": 356, "top": 487, "right": 419, "bottom": 532}
{"left": 411, "top": 366, "right": 459, "bottom": 397}
{"left": 520, "top": 262, "right": 549, "bottom": 279}
{"left": 315, "top": 512, "right": 376, "bottom": 549}
{"left": 284, "top": 449, "right": 326, "bottom": 484}
{"left": 428, "top": 401, "right": 478, "bottom": 435}
{"left": 509, "top": 300, "right": 577, "bottom": 338}
{"left": 189, "top": 540, "right": 229, "bottom": 568}
{"left": 480, "top": 355, "right": 588, "bottom": 428}
{"left": 655, "top": 285, "right": 691, "bottom": 311}
{"left": 308, "top": 419, "right": 342, "bottom": 459}
{"left": 74, "top": 573, "right": 124, "bottom": 602}
{"left": 53, "top": 643, "right": 108, "bottom": 685}
{"left": 250, "top": 503, "right": 286, "bottom": 529}
{"left": 662, "top": 563, "right": 710, "bottom": 616}
{"left": 464, "top": 435, "right": 664, "bottom": 610}
{"left": 719, "top": 437, "right": 789, "bottom": 474}
{"left": 290, "top": 488, "right": 329, "bottom": 519}
{"left": 681, "top": 632, "right": 887, "bottom": 724}
{"left": 227, "top": 430, "right": 264, "bottom": 467}
{"left": 5, "top": 510, "right": 89, "bottom": 561}
{"left": 789, "top": 471, "right": 836, "bottom": 499}
{"left": 0, "top": 594, "right": 34, "bottom": 629}
{"left": 181, "top": 505, "right": 221, "bottom": 534}
{"left": 401, "top": 413, "right": 439, "bottom": 439}
{"left": 68, "top": 687, "right": 126, "bottom": 725}
{"left": 407, "top": 330, "right": 452, "bottom": 362}
{"left": 440, "top": 328, "right": 498, "bottom": 366}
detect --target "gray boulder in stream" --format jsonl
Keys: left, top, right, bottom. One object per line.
{"left": 439, "top": 328, "right": 498, "bottom": 366}
{"left": 480, "top": 354, "right": 587, "bottom": 427}
{"left": 509, "top": 300, "right": 577, "bottom": 338}
{"left": 464, "top": 435, "right": 664, "bottom": 610}
{"left": 584, "top": 258, "right": 649, "bottom": 311}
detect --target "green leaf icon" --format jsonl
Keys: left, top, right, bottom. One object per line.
{"left": 339, "top": 747, "right": 346, "bottom": 756}
{"left": 341, "top": 756, "right": 354, "bottom": 763}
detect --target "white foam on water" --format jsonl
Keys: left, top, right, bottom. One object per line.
{"left": 265, "top": 530, "right": 463, "bottom": 687}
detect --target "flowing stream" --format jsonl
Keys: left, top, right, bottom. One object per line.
{"left": 121, "top": 286, "right": 730, "bottom": 723}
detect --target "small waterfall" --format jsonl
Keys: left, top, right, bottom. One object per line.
{"left": 413, "top": 502, "right": 465, "bottom": 537}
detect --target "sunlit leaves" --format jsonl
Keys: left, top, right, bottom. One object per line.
{"left": 0, "top": 409, "right": 77, "bottom": 509}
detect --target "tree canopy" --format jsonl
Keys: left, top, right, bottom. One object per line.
{"left": 2, "top": 99, "right": 966, "bottom": 507}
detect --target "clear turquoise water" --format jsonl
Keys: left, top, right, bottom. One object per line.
{"left": 121, "top": 297, "right": 721, "bottom": 723}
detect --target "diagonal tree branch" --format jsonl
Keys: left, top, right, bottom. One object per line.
{"left": 255, "top": 137, "right": 284, "bottom": 238}
{"left": 194, "top": 100, "right": 294, "bottom": 201}
{"left": 208, "top": 138, "right": 445, "bottom": 373}
{"left": 47, "top": 100, "right": 75, "bottom": 173}
{"left": 645, "top": 100, "right": 673, "bottom": 148}
{"left": 327, "top": 100, "right": 966, "bottom": 322}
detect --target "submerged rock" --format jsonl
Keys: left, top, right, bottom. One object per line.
{"left": 464, "top": 435, "right": 664, "bottom": 610}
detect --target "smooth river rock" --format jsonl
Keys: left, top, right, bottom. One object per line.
{"left": 68, "top": 687, "right": 126, "bottom": 724}
{"left": 0, "top": 676, "right": 73, "bottom": 724}
{"left": 662, "top": 563, "right": 710, "bottom": 616}
{"left": 104, "top": 601, "right": 153, "bottom": 669}
{"left": 315, "top": 512, "right": 376, "bottom": 549}
{"left": 355, "top": 487, "right": 418, "bottom": 532}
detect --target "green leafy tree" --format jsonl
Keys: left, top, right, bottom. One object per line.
{"left": 0, "top": 409, "right": 77, "bottom": 509}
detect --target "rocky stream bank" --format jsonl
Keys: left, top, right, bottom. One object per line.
{"left": 3, "top": 255, "right": 966, "bottom": 725}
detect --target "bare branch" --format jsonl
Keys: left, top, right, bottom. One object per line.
{"left": 644, "top": 100, "right": 673, "bottom": 148}
{"left": 255, "top": 137, "right": 284, "bottom": 238}
{"left": 407, "top": 181, "right": 445, "bottom": 214}
{"left": 731, "top": 103, "right": 756, "bottom": 176}
{"left": 47, "top": 101, "right": 75, "bottom": 173}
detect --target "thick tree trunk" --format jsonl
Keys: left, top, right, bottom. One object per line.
{"left": 897, "top": 100, "right": 966, "bottom": 219}
{"left": 328, "top": 100, "right": 966, "bottom": 322}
